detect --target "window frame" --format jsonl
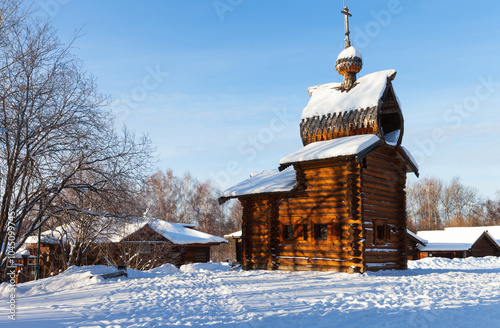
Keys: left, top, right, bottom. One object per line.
{"left": 373, "top": 220, "right": 389, "bottom": 245}
{"left": 314, "top": 223, "right": 329, "bottom": 241}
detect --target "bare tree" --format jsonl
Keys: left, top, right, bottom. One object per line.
{"left": 224, "top": 200, "right": 242, "bottom": 233}
{"left": 190, "top": 181, "right": 225, "bottom": 235}
{"left": 0, "top": 15, "right": 153, "bottom": 274}
{"left": 407, "top": 177, "right": 443, "bottom": 230}
{"left": 144, "top": 170, "right": 179, "bottom": 222}
{"left": 482, "top": 192, "right": 500, "bottom": 226}
{"left": 407, "top": 176, "right": 483, "bottom": 231}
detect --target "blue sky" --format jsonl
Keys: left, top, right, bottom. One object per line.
{"left": 36, "top": 0, "right": 500, "bottom": 199}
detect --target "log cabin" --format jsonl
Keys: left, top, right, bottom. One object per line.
{"left": 416, "top": 226, "right": 500, "bottom": 259}
{"left": 406, "top": 229, "right": 427, "bottom": 260}
{"left": 218, "top": 7, "right": 419, "bottom": 273}
{"left": 23, "top": 217, "right": 227, "bottom": 279}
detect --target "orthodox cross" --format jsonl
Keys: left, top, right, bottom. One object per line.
{"left": 341, "top": 4, "right": 352, "bottom": 48}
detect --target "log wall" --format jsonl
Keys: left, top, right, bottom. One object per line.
{"left": 470, "top": 235, "right": 500, "bottom": 257}
{"left": 241, "top": 197, "right": 278, "bottom": 270}
{"left": 240, "top": 158, "right": 365, "bottom": 273}
{"left": 361, "top": 146, "right": 408, "bottom": 271}
{"left": 240, "top": 147, "right": 409, "bottom": 273}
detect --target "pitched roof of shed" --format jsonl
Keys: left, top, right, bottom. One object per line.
{"left": 407, "top": 229, "right": 427, "bottom": 246}
{"left": 25, "top": 218, "right": 227, "bottom": 246}
{"left": 417, "top": 226, "right": 500, "bottom": 252}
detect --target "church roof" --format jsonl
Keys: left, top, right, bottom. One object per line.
{"left": 219, "top": 167, "right": 297, "bottom": 202}
{"left": 301, "top": 69, "right": 398, "bottom": 120}
{"left": 279, "top": 134, "right": 418, "bottom": 175}
{"left": 280, "top": 134, "right": 381, "bottom": 166}
{"left": 219, "top": 134, "right": 419, "bottom": 203}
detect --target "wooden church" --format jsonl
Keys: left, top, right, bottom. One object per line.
{"left": 219, "top": 7, "right": 419, "bottom": 273}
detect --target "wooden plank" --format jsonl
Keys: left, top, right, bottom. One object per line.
{"left": 278, "top": 251, "right": 350, "bottom": 259}
{"left": 277, "top": 257, "right": 364, "bottom": 268}
{"left": 364, "top": 255, "right": 402, "bottom": 263}
{"left": 279, "top": 244, "right": 344, "bottom": 252}
{"left": 278, "top": 208, "right": 350, "bottom": 216}
{"left": 280, "top": 198, "right": 347, "bottom": 207}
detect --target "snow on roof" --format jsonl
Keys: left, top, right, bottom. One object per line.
{"left": 279, "top": 134, "right": 381, "bottom": 166}
{"left": 385, "top": 129, "right": 400, "bottom": 147}
{"left": 115, "top": 218, "right": 227, "bottom": 245}
{"left": 25, "top": 218, "right": 227, "bottom": 246}
{"left": 25, "top": 232, "right": 61, "bottom": 244}
{"left": 406, "top": 229, "right": 427, "bottom": 245}
{"left": 419, "top": 243, "right": 472, "bottom": 252}
{"left": 224, "top": 230, "right": 242, "bottom": 239}
{"left": 336, "top": 46, "right": 362, "bottom": 61}
{"left": 417, "top": 226, "right": 500, "bottom": 252}
{"left": 220, "top": 167, "right": 297, "bottom": 199}
{"left": 401, "top": 146, "right": 419, "bottom": 171}
{"left": 302, "top": 69, "right": 397, "bottom": 120}
{"left": 12, "top": 248, "right": 31, "bottom": 258}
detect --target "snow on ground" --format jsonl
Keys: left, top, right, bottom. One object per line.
{"left": 2, "top": 257, "right": 500, "bottom": 327}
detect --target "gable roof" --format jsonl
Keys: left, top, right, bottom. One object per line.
{"left": 219, "top": 167, "right": 297, "bottom": 203}
{"left": 278, "top": 134, "right": 419, "bottom": 176}
{"left": 219, "top": 134, "right": 419, "bottom": 204}
{"left": 279, "top": 134, "right": 381, "bottom": 167}
{"left": 417, "top": 226, "right": 500, "bottom": 252}
{"left": 25, "top": 218, "right": 227, "bottom": 246}
{"left": 301, "top": 69, "right": 399, "bottom": 120}
{"left": 117, "top": 218, "right": 227, "bottom": 245}
{"left": 407, "top": 229, "right": 427, "bottom": 246}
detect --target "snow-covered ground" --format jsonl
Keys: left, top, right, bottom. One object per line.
{"left": 2, "top": 257, "right": 500, "bottom": 327}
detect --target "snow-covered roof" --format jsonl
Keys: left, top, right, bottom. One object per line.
{"left": 302, "top": 69, "right": 398, "bottom": 120}
{"left": 406, "top": 229, "right": 427, "bottom": 246}
{"left": 385, "top": 130, "right": 400, "bottom": 147}
{"left": 417, "top": 226, "right": 500, "bottom": 252}
{"left": 12, "top": 248, "right": 32, "bottom": 258}
{"left": 220, "top": 167, "right": 297, "bottom": 199}
{"left": 25, "top": 233, "right": 60, "bottom": 244}
{"left": 419, "top": 243, "right": 472, "bottom": 252}
{"left": 116, "top": 218, "right": 227, "bottom": 245}
{"left": 25, "top": 218, "right": 227, "bottom": 246}
{"left": 280, "top": 134, "right": 381, "bottom": 166}
{"left": 224, "top": 230, "right": 242, "bottom": 239}
{"left": 401, "top": 146, "right": 419, "bottom": 171}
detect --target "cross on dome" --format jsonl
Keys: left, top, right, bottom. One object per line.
{"left": 336, "top": 2, "right": 362, "bottom": 91}
{"left": 341, "top": 5, "right": 352, "bottom": 48}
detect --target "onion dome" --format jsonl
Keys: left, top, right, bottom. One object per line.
{"left": 336, "top": 46, "right": 363, "bottom": 91}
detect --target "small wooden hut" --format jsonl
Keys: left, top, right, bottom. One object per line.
{"left": 219, "top": 7, "right": 419, "bottom": 273}
{"left": 23, "top": 218, "right": 227, "bottom": 279}
{"left": 416, "top": 226, "right": 500, "bottom": 259}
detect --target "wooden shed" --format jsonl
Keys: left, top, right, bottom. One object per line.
{"left": 406, "top": 230, "right": 427, "bottom": 260}
{"left": 416, "top": 226, "right": 500, "bottom": 259}
{"left": 23, "top": 218, "right": 227, "bottom": 278}
{"left": 219, "top": 7, "right": 418, "bottom": 273}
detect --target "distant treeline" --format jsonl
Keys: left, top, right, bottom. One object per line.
{"left": 407, "top": 177, "right": 500, "bottom": 231}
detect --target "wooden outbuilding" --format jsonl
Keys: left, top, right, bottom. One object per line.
{"left": 223, "top": 230, "right": 243, "bottom": 263}
{"left": 219, "top": 7, "right": 418, "bottom": 273}
{"left": 406, "top": 230, "right": 427, "bottom": 260}
{"left": 416, "top": 226, "right": 500, "bottom": 259}
{"left": 23, "top": 218, "right": 227, "bottom": 279}
{"left": 6, "top": 250, "right": 36, "bottom": 284}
